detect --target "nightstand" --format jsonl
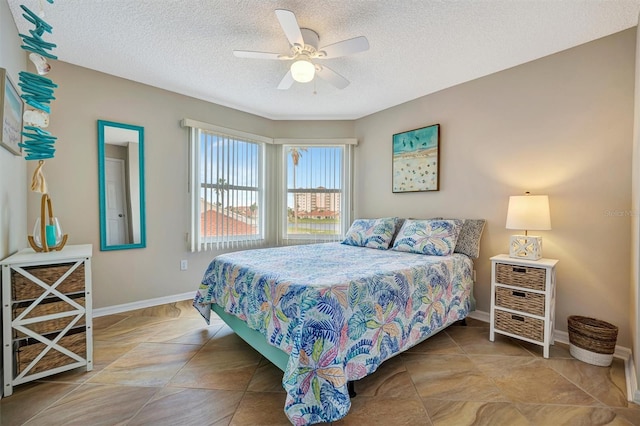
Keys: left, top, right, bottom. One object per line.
{"left": 1, "top": 244, "right": 93, "bottom": 396}
{"left": 489, "top": 254, "right": 558, "bottom": 358}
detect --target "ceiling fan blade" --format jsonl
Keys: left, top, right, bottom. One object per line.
{"left": 233, "top": 50, "right": 286, "bottom": 60}
{"left": 319, "top": 36, "right": 369, "bottom": 58}
{"left": 275, "top": 9, "right": 304, "bottom": 47}
{"left": 316, "top": 65, "right": 349, "bottom": 89}
{"left": 277, "top": 70, "right": 294, "bottom": 90}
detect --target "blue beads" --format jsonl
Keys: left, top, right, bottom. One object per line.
{"left": 20, "top": 126, "right": 56, "bottom": 160}
{"left": 18, "top": 3, "right": 57, "bottom": 160}
{"left": 19, "top": 71, "right": 57, "bottom": 113}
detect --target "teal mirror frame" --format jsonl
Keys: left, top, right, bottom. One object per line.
{"left": 97, "top": 120, "right": 146, "bottom": 251}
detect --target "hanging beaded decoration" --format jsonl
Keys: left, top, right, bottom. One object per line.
{"left": 17, "top": 1, "right": 57, "bottom": 162}
{"left": 16, "top": 1, "right": 67, "bottom": 250}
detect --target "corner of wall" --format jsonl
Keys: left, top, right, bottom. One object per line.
{"left": 631, "top": 14, "right": 640, "bottom": 406}
{"left": 0, "top": 0, "right": 28, "bottom": 400}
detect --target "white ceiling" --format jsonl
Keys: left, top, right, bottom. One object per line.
{"left": 7, "top": 0, "right": 640, "bottom": 120}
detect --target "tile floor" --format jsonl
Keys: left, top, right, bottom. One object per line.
{"left": 2, "top": 300, "right": 640, "bottom": 425}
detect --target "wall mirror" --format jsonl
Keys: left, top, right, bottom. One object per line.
{"left": 98, "top": 120, "right": 146, "bottom": 250}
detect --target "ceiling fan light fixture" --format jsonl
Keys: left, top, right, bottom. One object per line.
{"left": 290, "top": 58, "right": 315, "bottom": 83}
{"left": 234, "top": 10, "right": 369, "bottom": 90}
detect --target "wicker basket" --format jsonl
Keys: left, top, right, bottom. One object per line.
{"left": 13, "top": 297, "right": 85, "bottom": 338}
{"left": 568, "top": 315, "right": 618, "bottom": 367}
{"left": 12, "top": 263, "right": 84, "bottom": 301}
{"left": 495, "top": 287, "right": 545, "bottom": 316}
{"left": 495, "top": 263, "right": 546, "bottom": 291}
{"left": 15, "top": 330, "right": 86, "bottom": 375}
{"left": 495, "top": 310, "right": 544, "bottom": 342}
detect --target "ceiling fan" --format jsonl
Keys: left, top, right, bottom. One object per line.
{"left": 233, "top": 9, "right": 369, "bottom": 90}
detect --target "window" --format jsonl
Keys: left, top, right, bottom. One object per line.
{"left": 184, "top": 119, "right": 269, "bottom": 251}
{"left": 282, "top": 144, "right": 351, "bottom": 243}
{"left": 183, "top": 119, "right": 356, "bottom": 251}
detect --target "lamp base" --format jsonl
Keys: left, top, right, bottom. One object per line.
{"left": 509, "top": 235, "right": 542, "bottom": 260}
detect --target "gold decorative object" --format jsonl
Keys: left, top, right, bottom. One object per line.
{"left": 28, "top": 193, "right": 68, "bottom": 252}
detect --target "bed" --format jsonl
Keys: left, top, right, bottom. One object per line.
{"left": 193, "top": 218, "right": 483, "bottom": 425}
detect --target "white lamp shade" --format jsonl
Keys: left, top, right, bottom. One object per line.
{"left": 506, "top": 195, "right": 551, "bottom": 231}
{"left": 291, "top": 59, "right": 315, "bottom": 83}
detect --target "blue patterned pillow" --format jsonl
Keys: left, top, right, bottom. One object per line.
{"left": 342, "top": 217, "right": 400, "bottom": 250}
{"left": 430, "top": 217, "right": 486, "bottom": 258}
{"left": 454, "top": 219, "right": 486, "bottom": 259}
{"left": 391, "top": 219, "right": 464, "bottom": 255}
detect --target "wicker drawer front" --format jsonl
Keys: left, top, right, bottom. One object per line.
{"left": 495, "top": 287, "right": 544, "bottom": 316}
{"left": 15, "top": 331, "right": 86, "bottom": 375}
{"left": 495, "top": 263, "right": 545, "bottom": 291}
{"left": 13, "top": 297, "right": 86, "bottom": 338}
{"left": 494, "top": 309, "right": 544, "bottom": 342}
{"left": 12, "top": 263, "right": 84, "bottom": 301}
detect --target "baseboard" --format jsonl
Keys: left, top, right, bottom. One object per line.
{"left": 627, "top": 353, "right": 640, "bottom": 404}
{"left": 470, "top": 309, "right": 636, "bottom": 401}
{"left": 93, "top": 291, "right": 194, "bottom": 317}
{"left": 468, "top": 310, "right": 490, "bottom": 323}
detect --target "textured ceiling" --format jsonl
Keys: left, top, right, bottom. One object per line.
{"left": 7, "top": 0, "right": 640, "bottom": 120}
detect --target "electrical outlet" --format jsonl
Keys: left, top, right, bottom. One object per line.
{"left": 180, "top": 260, "right": 188, "bottom": 271}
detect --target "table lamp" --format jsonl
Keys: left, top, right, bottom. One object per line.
{"left": 505, "top": 193, "right": 551, "bottom": 260}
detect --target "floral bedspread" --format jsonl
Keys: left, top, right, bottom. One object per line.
{"left": 193, "top": 243, "right": 473, "bottom": 425}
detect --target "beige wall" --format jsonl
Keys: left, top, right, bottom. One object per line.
{"left": 355, "top": 29, "right": 635, "bottom": 347}
{"left": 632, "top": 14, "right": 640, "bottom": 398}
{"left": 1, "top": 0, "right": 28, "bottom": 398}
{"left": 273, "top": 120, "right": 355, "bottom": 138}
{"left": 0, "top": 0, "right": 27, "bottom": 260}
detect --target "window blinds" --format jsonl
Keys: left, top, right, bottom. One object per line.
{"left": 187, "top": 125, "right": 265, "bottom": 252}
{"left": 281, "top": 144, "right": 348, "bottom": 245}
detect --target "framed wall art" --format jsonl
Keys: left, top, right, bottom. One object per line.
{"left": 0, "top": 68, "right": 23, "bottom": 156}
{"left": 392, "top": 123, "right": 440, "bottom": 193}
